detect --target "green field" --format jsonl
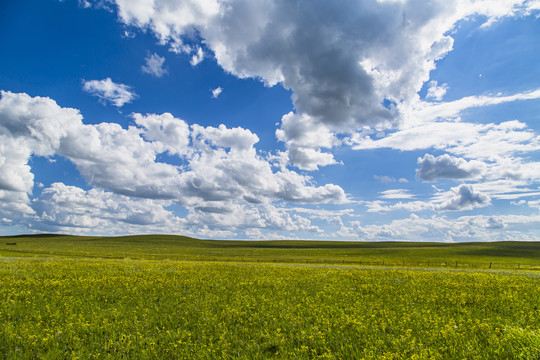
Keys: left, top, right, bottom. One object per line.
{"left": 1, "top": 234, "right": 540, "bottom": 268}
{"left": 1, "top": 235, "right": 540, "bottom": 359}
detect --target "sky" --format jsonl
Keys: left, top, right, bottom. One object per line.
{"left": 1, "top": 0, "right": 539, "bottom": 241}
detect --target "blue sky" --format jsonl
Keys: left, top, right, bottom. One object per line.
{"left": 1, "top": 0, "right": 539, "bottom": 241}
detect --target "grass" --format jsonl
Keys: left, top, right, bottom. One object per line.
{"left": 1, "top": 234, "right": 539, "bottom": 359}
{"left": 2, "top": 258, "right": 539, "bottom": 359}
{"left": 1, "top": 234, "right": 539, "bottom": 269}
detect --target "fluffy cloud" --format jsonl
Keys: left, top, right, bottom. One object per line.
{"left": 276, "top": 112, "right": 340, "bottom": 170}
{"left": 0, "top": 91, "right": 347, "bottom": 235}
{"left": 0, "top": 138, "right": 33, "bottom": 193}
{"left": 26, "top": 182, "right": 324, "bottom": 237}
{"left": 92, "top": 0, "right": 538, "bottom": 168}
{"left": 32, "top": 182, "right": 179, "bottom": 233}
{"left": 141, "top": 53, "right": 167, "bottom": 77}
{"left": 436, "top": 184, "right": 491, "bottom": 211}
{"left": 286, "top": 147, "right": 340, "bottom": 172}
{"left": 426, "top": 80, "right": 448, "bottom": 101}
{"left": 82, "top": 78, "right": 137, "bottom": 107}
{"left": 417, "top": 154, "right": 486, "bottom": 181}
{"left": 132, "top": 112, "right": 190, "bottom": 156}
{"left": 0, "top": 90, "right": 85, "bottom": 199}
{"left": 79, "top": 0, "right": 538, "bottom": 171}
{"left": 486, "top": 216, "right": 505, "bottom": 229}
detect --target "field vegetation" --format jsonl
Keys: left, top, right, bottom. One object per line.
{"left": 1, "top": 235, "right": 539, "bottom": 359}
{"left": 1, "top": 234, "right": 540, "bottom": 268}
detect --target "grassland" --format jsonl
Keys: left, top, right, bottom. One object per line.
{"left": 1, "top": 235, "right": 539, "bottom": 359}
{"left": 1, "top": 234, "right": 540, "bottom": 268}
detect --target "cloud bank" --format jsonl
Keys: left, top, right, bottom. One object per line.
{"left": 0, "top": 91, "right": 345, "bottom": 235}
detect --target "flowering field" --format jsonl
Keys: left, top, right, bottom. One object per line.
{"left": 1, "top": 257, "right": 539, "bottom": 359}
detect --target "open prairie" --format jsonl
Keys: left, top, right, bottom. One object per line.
{"left": 1, "top": 235, "right": 539, "bottom": 359}
{"left": 2, "top": 234, "right": 540, "bottom": 268}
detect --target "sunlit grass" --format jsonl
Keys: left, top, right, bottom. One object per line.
{"left": 1, "top": 235, "right": 539, "bottom": 358}
{"left": 1, "top": 258, "right": 539, "bottom": 359}
{"left": 1, "top": 234, "right": 539, "bottom": 268}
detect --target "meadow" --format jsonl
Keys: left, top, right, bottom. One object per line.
{"left": 1, "top": 235, "right": 539, "bottom": 359}
{"left": 2, "top": 234, "right": 540, "bottom": 268}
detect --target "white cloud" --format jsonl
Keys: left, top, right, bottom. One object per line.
{"left": 364, "top": 200, "right": 433, "bottom": 213}
{"left": 141, "top": 53, "right": 167, "bottom": 77}
{"left": 486, "top": 216, "right": 505, "bottom": 229}
{"left": 190, "top": 47, "right": 204, "bottom": 66}
{"left": 82, "top": 78, "right": 137, "bottom": 107}
{"left": 0, "top": 138, "right": 34, "bottom": 193}
{"left": 26, "top": 182, "right": 327, "bottom": 237}
{"left": 32, "top": 182, "right": 181, "bottom": 234}
{"left": 276, "top": 112, "right": 340, "bottom": 170}
{"left": 373, "top": 175, "right": 408, "bottom": 183}
{"left": 379, "top": 189, "right": 415, "bottom": 199}
{"left": 191, "top": 123, "right": 259, "bottom": 152}
{"left": 426, "top": 80, "right": 448, "bottom": 101}
{"left": 0, "top": 90, "right": 85, "bottom": 197}
{"left": 89, "top": 0, "right": 539, "bottom": 174}
{"left": 347, "top": 212, "right": 540, "bottom": 242}
{"left": 417, "top": 154, "right": 486, "bottom": 181}
{"left": 286, "top": 147, "right": 340, "bottom": 171}
{"left": 402, "top": 89, "right": 540, "bottom": 127}
{"left": 132, "top": 112, "right": 190, "bottom": 156}
{"left": 352, "top": 119, "right": 540, "bottom": 160}
{"left": 0, "top": 91, "right": 348, "bottom": 235}
{"left": 211, "top": 86, "right": 222, "bottom": 98}
{"left": 435, "top": 184, "right": 491, "bottom": 211}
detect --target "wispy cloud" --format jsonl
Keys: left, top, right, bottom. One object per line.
{"left": 190, "top": 47, "right": 204, "bottom": 66}
{"left": 211, "top": 86, "right": 222, "bottom": 99}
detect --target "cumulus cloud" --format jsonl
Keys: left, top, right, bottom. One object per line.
{"left": 0, "top": 139, "right": 34, "bottom": 193}
{"left": 78, "top": 0, "right": 540, "bottom": 174}
{"left": 486, "top": 216, "right": 505, "bottom": 229}
{"left": 436, "top": 184, "right": 491, "bottom": 211}
{"left": 276, "top": 112, "right": 340, "bottom": 170}
{"left": 286, "top": 147, "right": 340, "bottom": 172}
{"left": 141, "top": 53, "right": 167, "bottom": 77}
{"left": 417, "top": 154, "right": 486, "bottom": 181}
{"left": 0, "top": 90, "right": 85, "bottom": 198}
{"left": 132, "top": 112, "right": 190, "bottom": 156}
{"left": 92, "top": 0, "right": 538, "bottom": 157}
{"left": 27, "top": 182, "right": 325, "bottom": 237}
{"left": 0, "top": 91, "right": 347, "bottom": 235}
{"left": 32, "top": 182, "right": 179, "bottom": 233}
{"left": 426, "top": 80, "right": 448, "bottom": 101}
{"left": 82, "top": 78, "right": 137, "bottom": 107}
